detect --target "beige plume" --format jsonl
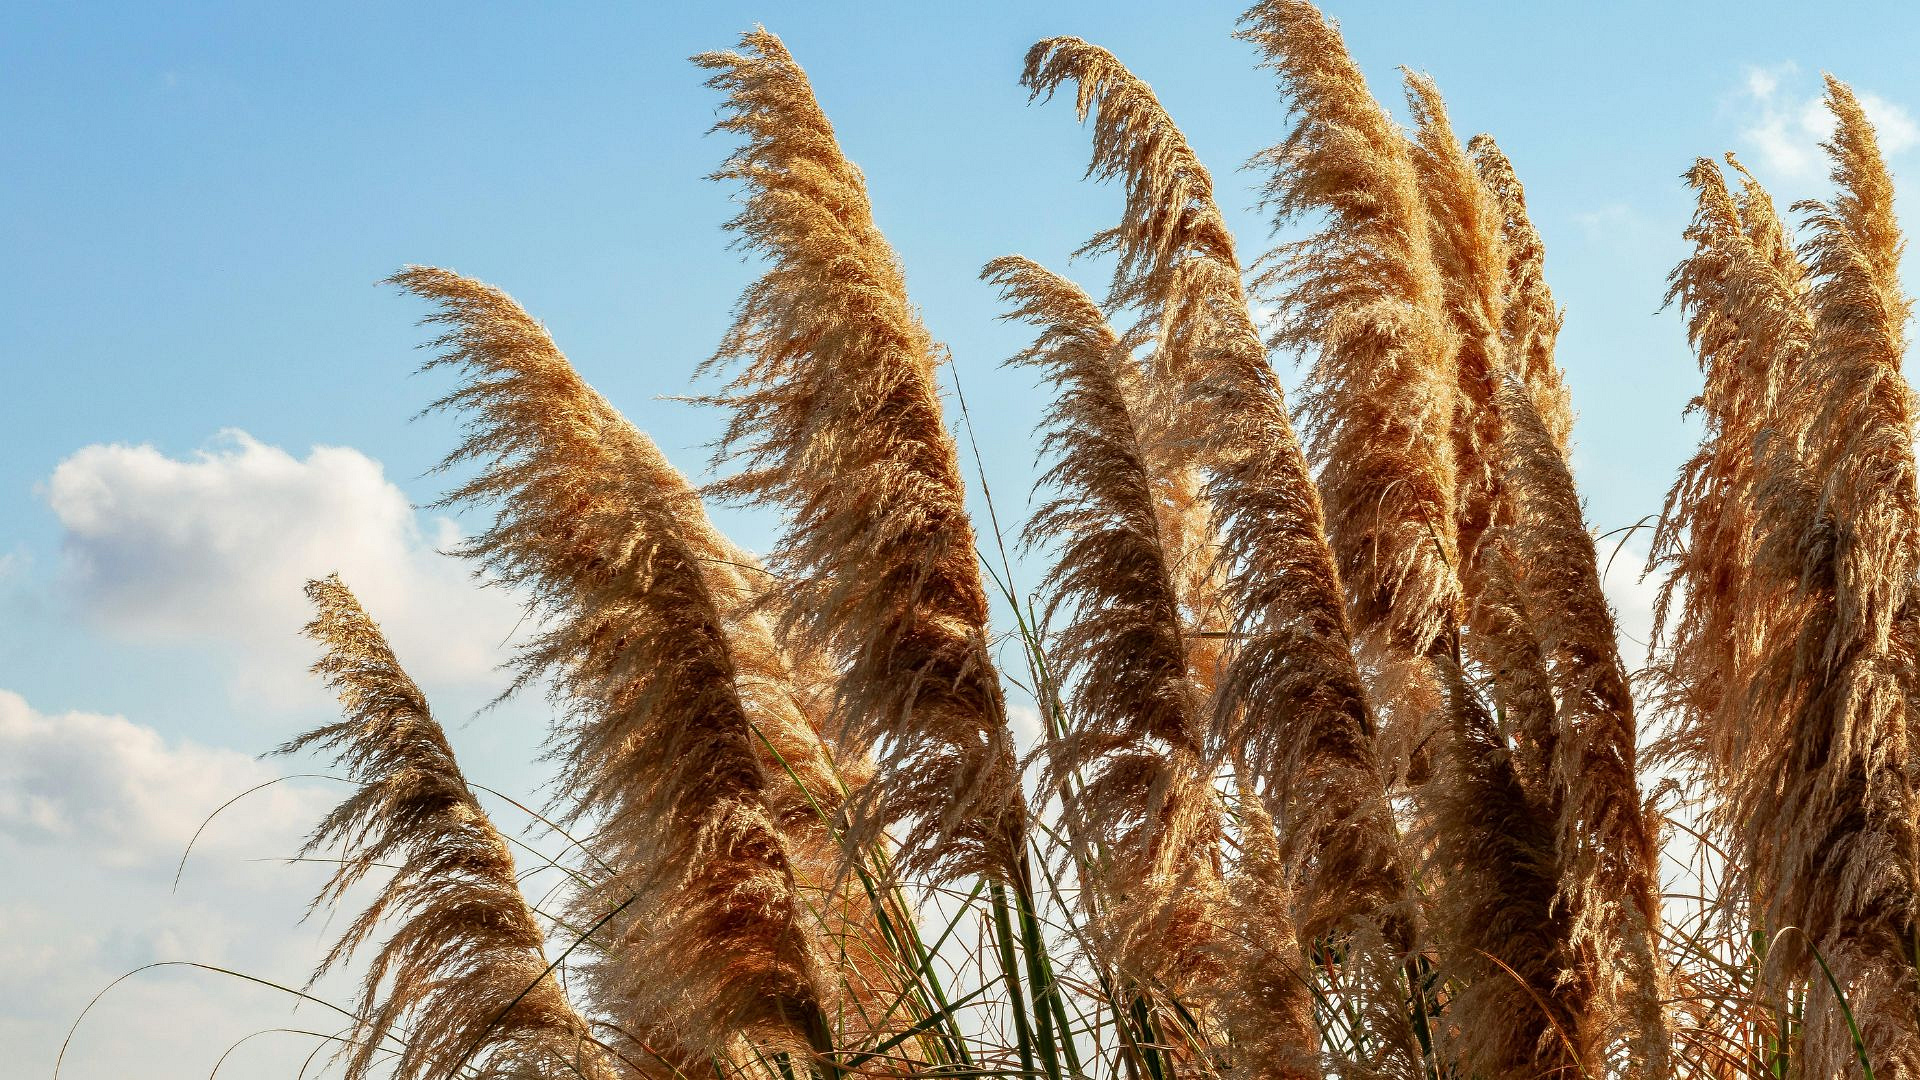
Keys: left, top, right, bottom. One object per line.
{"left": 390, "top": 266, "right": 834, "bottom": 1065}
{"left": 286, "top": 575, "right": 621, "bottom": 1080}
{"left": 695, "top": 28, "right": 1027, "bottom": 886}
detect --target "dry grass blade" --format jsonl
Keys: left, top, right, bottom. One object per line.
{"left": 389, "top": 266, "right": 833, "bottom": 1064}
{"left": 695, "top": 28, "right": 1026, "bottom": 885}
{"left": 286, "top": 574, "right": 618, "bottom": 1080}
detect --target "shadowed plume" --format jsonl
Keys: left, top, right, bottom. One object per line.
{"left": 1022, "top": 30, "right": 1421, "bottom": 1078}
{"left": 1022, "top": 30, "right": 1413, "bottom": 956}
{"left": 984, "top": 254, "right": 1227, "bottom": 999}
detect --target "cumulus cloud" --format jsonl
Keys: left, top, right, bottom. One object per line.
{"left": 0, "top": 695, "right": 352, "bottom": 1080}
{"left": 1738, "top": 62, "right": 1918, "bottom": 181}
{"left": 0, "top": 689, "right": 325, "bottom": 870}
{"left": 46, "top": 430, "right": 521, "bottom": 705}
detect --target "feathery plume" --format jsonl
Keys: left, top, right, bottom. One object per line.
{"left": 1217, "top": 799, "right": 1324, "bottom": 1080}
{"left": 1021, "top": 32, "right": 1412, "bottom": 958}
{"left": 695, "top": 28, "right": 1026, "bottom": 885}
{"left": 1651, "top": 156, "right": 1808, "bottom": 796}
{"left": 984, "top": 254, "right": 1226, "bottom": 997}
{"left": 1469, "top": 134, "right": 1572, "bottom": 454}
{"left": 1419, "top": 667, "right": 1586, "bottom": 1080}
{"left": 1650, "top": 156, "right": 1811, "bottom": 1077}
{"left": 1240, "top": 3, "right": 1457, "bottom": 745}
{"left": 286, "top": 575, "right": 619, "bottom": 1080}
{"left": 1757, "top": 78, "right": 1920, "bottom": 1075}
{"left": 1021, "top": 31, "right": 1423, "bottom": 1079}
{"left": 1421, "top": 96, "right": 1669, "bottom": 1070}
{"left": 1500, "top": 377, "right": 1670, "bottom": 1075}
{"left": 1401, "top": 79, "right": 1597, "bottom": 1075}
{"left": 1463, "top": 130, "right": 1575, "bottom": 803}
{"left": 1658, "top": 81, "right": 1920, "bottom": 1072}
{"left": 1404, "top": 72, "right": 1507, "bottom": 582}
{"left": 389, "top": 266, "right": 833, "bottom": 1063}
{"left": 1402, "top": 78, "right": 1559, "bottom": 798}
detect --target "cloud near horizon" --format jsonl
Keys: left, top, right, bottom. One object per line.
{"left": 0, "top": 688, "right": 354, "bottom": 1080}
{"left": 0, "top": 689, "right": 327, "bottom": 871}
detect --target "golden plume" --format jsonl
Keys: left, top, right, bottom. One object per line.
{"left": 1404, "top": 72, "right": 1507, "bottom": 583}
{"left": 1419, "top": 668, "right": 1586, "bottom": 1080}
{"left": 1020, "top": 32, "right": 1413, "bottom": 961}
{"left": 1399, "top": 78, "right": 1596, "bottom": 1076}
{"left": 1649, "top": 157, "right": 1811, "bottom": 1074}
{"left": 1239, "top": 4, "right": 1457, "bottom": 765}
{"left": 1752, "top": 78, "right": 1920, "bottom": 1075}
{"left": 1498, "top": 377, "right": 1670, "bottom": 1075}
{"left": 1402, "top": 77, "right": 1558, "bottom": 799}
{"left": 389, "top": 266, "right": 834, "bottom": 1064}
{"left": 983, "top": 254, "right": 1227, "bottom": 999}
{"left": 285, "top": 575, "right": 619, "bottom": 1080}
{"left": 1021, "top": 31, "right": 1423, "bottom": 1079}
{"left": 1651, "top": 156, "right": 1807, "bottom": 802}
{"left": 1469, "top": 134, "right": 1573, "bottom": 454}
{"left": 1417, "top": 93, "right": 1669, "bottom": 1070}
{"left": 1217, "top": 799, "right": 1325, "bottom": 1080}
{"left": 1476, "top": 140, "right": 1668, "bottom": 1074}
{"left": 695, "top": 28, "right": 1027, "bottom": 885}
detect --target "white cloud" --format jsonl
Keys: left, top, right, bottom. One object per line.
{"left": 1595, "top": 536, "right": 1660, "bottom": 669}
{"left": 0, "top": 689, "right": 351, "bottom": 1080}
{"left": 46, "top": 430, "right": 521, "bottom": 705}
{"left": 0, "top": 690, "right": 325, "bottom": 870}
{"left": 1250, "top": 302, "right": 1290, "bottom": 337}
{"left": 1738, "top": 62, "right": 1917, "bottom": 181}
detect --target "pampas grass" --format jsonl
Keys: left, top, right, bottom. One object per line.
{"left": 984, "top": 254, "right": 1227, "bottom": 1000}
{"left": 1018, "top": 34, "right": 1416, "bottom": 973}
{"left": 390, "top": 266, "right": 835, "bottom": 1066}
{"left": 106, "top": 8, "right": 1920, "bottom": 1080}
{"left": 694, "top": 29, "right": 1028, "bottom": 890}
{"left": 1240, "top": 0, "right": 1456, "bottom": 731}
{"left": 288, "top": 575, "right": 619, "bottom": 1080}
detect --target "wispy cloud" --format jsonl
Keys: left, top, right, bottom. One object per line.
{"left": 1571, "top": 201, "right": 1656, "bottom": 252}
{"left": 1737, "top": 62, "right": 1918, "bottom": 181}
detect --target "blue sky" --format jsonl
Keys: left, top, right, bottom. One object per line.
{"left": 4, "top": 2, "right": 1918, "bottom": 1077}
